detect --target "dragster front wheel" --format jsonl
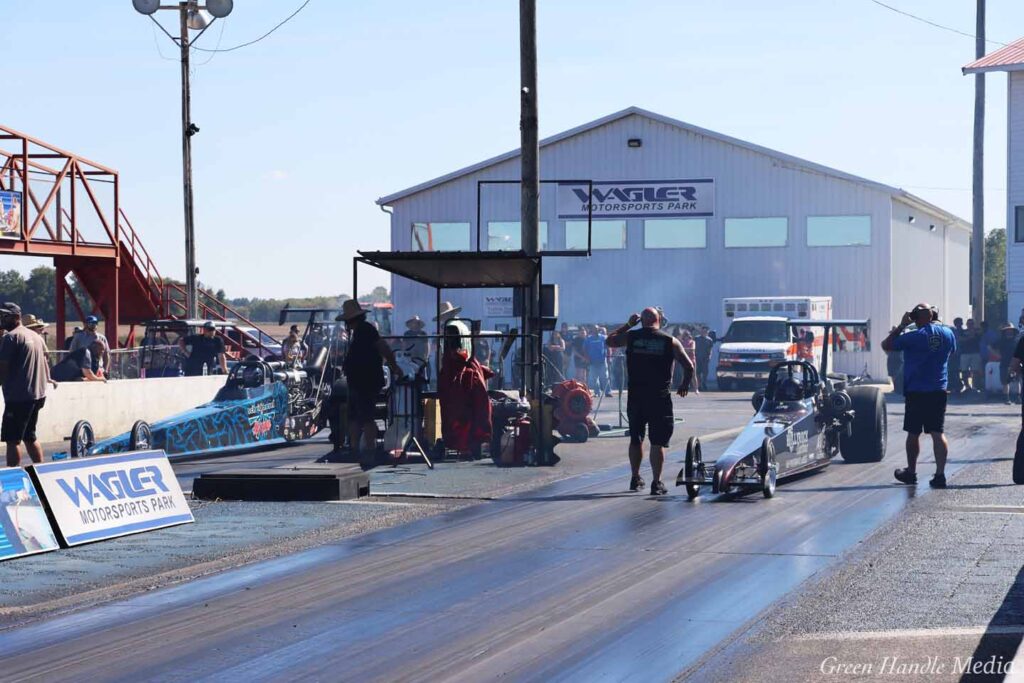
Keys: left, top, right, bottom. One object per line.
{"left": 130, "top": 420, "right": 153, "bottom": 451}
{"left": 760, "top": 437, "right": 777, "bottom": 499}
{"left": 70, "top": 420, "right": 95, "bottom": 459}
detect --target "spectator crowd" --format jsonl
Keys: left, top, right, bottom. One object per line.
{"left": 889, "top": 310, "right": 1024, "bottom": 404}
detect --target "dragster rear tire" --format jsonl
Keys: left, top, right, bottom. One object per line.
{"left": 684, "top": 436, "right": 702, "bottom": 500}
{"left": 70, "top": 420, "right": 95, "bottom": 459}
{"left": 840, "top": 386, "right": 887, "bottom": 463}
{"left": 130, "top": 420, "right": 153, "bottom": 451}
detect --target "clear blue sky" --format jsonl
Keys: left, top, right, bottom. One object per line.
{"left": 2, "top": 0, "right": 1021, "bottom": 299}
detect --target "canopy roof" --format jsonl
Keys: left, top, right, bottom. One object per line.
{"left": 356, "top": 251, "right": 540, "bottom": 289}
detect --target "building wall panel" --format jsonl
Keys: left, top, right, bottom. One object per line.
{"left": 890, "top": 199, "right": 969, "bottom": 329}
{"left": 1007, "top": 73, "right": 1024, "bottom": 319}
{"left": 384, "top": 113, "right": 967, "bottom": 378}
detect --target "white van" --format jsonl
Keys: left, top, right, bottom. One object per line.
{"left": 716, "top": 297, "right": 832, "bottom": 390}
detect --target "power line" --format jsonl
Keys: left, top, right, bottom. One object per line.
{"left": 193, "top": 19, "right": 227, "bottom": 67}
{"left": 191, "top": 0, "right": 312, "bottom": 53}
{"left": 865, "top": 0, "right": 1007, "bottom": 47}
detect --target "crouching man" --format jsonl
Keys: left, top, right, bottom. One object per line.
{"left": 881, "top": 303, "right": 956, "bottom": 488}
{"left": 607, "top": 307, "right": 694, "bottom": 495}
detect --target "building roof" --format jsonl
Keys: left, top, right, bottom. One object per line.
{"left": 963, "top": 37, "right": 1024, "bottom": 74}
{"left": 376, "top": 106, "right": 970, "bottom": 231}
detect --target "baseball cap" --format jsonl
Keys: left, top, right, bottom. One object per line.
{"left": 85, "top": 315, "right": 99, "bottom": 324}
{"left": 0, "top": 302, "right": 22, "bottom": 316}
{"left": 203, "top": 320, "right": 216, "bottom": 329}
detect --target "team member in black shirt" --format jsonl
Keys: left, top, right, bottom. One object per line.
{"left": 607, "top": 307, "right": 694, "bottom": 495}
{"left": 180, "top": 321, "right": 228, "bottom": 376}
{"left": 339, "top": 300, "right": 403, "bottom": 458}
{"left": 51, "top": 341, "right": 106, "bottom": 382}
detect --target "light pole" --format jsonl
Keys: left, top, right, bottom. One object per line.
{"left": 132, "top": 0, "right": 233, "bottom": 320}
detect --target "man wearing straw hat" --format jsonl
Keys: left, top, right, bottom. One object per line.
{"left": 338, "top": 300, "right": 403, "bottom": 458}
{"left": 23, "top": 315, "right": 50, "bottom": 354}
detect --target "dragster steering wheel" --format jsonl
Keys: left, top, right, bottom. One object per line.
{"left": 765, "top": 360, "right": 820, "bottom": 402}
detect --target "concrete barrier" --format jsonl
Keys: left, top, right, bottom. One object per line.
{"left": 2, "top": 375, "right": 228, "bottom": 445}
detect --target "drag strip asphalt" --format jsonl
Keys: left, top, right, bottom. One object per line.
{"left": 0, "top": 415, "right": 1011, "bottom": 682}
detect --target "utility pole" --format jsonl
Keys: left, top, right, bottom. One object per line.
{"left": 134, "top": 1, "right": 232, "bottom": 319}
{"left": 520, "top": 0, "right": 545, "bottom": 460}
{"left": 972, "top": 0, "right": 986, "bottom": 323}
{"left": 179, "top": 2, "right": 199, "bottom": 319}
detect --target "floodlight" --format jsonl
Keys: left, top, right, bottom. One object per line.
{"left": 206, "top": 0, "right": 234, "bottom": 19}
{"left": 132, "top": 0, "right": 160, "bottom": 15}
{"left": 187, "top": 8, "right": 211, "bottom": 30}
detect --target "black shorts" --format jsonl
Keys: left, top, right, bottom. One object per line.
{"left": 347, "top": 385, "right": 381, "bottom": 424}
{"left": 2, "top": 398, "right": 45, "bottom": 444}
{"left": 903, "top": 391, "right": 947, "bottom": 435}
{"left": 627, "top": 393, "right": 674, "bottom": 447}
{"left": 1001, "top": 364, "right": 1015, "bottom": 386}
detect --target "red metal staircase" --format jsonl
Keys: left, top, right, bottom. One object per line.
{"left": 0, "top": 124, "right": 276, "bottom": 354}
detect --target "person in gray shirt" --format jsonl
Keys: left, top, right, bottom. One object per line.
{"left": 0, "top": 303, "right": 56, "bottom": 467}
{"left": 69, "top": 315, "right": 110, "bottom": 373}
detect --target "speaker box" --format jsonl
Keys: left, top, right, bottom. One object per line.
{"left": 513, "top": 284, "right": 559, "bottom": 318}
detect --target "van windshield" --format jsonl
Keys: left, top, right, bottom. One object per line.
{"left": 725, "top": 320, "right": 789, "bottom": 343}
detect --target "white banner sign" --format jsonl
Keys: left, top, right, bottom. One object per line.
{"left": 557, "top": 179, "right": 714, "bottom": 219}
{"left": 30, "top": 450, "right": 193, "bottom": 547}
{"left": 485, "top": 294, "right": 514, "bottom": 318}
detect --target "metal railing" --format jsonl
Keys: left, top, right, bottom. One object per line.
{"left": 47, "top": 345, "right": 186, "bottom": 380}
{"left": 163, "top": 283, "right": 278, "bottom": 360}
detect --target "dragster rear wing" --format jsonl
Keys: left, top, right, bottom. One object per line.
{"left": 786, "top": 319, "right": 870, "bottom": 378}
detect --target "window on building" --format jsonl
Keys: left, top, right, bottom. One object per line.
{"left": 1016, "top": 207, "right": 1024, "bottom": 243}
{"left": 565, "top": 220, "right": 627, "bottom": 250}
{"left": 643, "top": 219, "right": 707, "bottom": 249}
{"left": 410, "top": 222, "right": 471, "bottom": 251}
{"left": 807, "top": 215, "right": 871, "bottom": 247}
{"left": 724, "top": 217, "right": 788, "bottom": 247}
{"left": 486, "top": 221, "right": 548, "bottom": 251}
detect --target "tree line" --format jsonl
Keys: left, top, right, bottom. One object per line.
{"left": 0, "top": 266, "right": 391, "bottom": 325}
{"left": 222, "top": 285, "right": 390, "bottom": 322}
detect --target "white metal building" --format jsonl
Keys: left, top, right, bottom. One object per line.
{"left": 376, "top": 107, "right": 970, "bottom": 377}
{"left": 965, "top": 40, "right": 1024, "bottom": 323}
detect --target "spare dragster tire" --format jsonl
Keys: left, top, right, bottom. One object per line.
{"left": 840, "top": 386, "right": 887, "bottom": 463}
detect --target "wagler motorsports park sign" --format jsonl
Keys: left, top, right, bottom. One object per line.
{"left": 557, "top": 179, "right": 715, "bottom": 219}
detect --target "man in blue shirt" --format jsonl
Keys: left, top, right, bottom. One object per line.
{"left": 584, "top": 326, "right": 611, "bottom": 397}
{"left": 882, "top": 303, "right": 957, "bottom": 488}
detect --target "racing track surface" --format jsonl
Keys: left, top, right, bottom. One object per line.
{"left": 0, "top": 416, "right": 1012, "bottom": 682}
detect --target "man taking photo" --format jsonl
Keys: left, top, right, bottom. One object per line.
{"left": 607, "top": 307, "right": 694, "bottom": 496}
{"left": 881, "top": 303, "right": 956, "bottom": 488}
